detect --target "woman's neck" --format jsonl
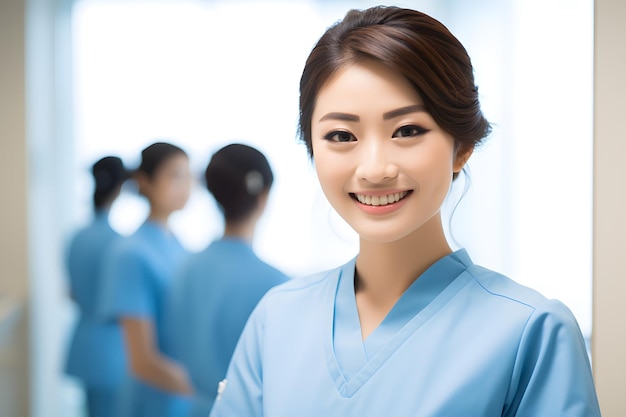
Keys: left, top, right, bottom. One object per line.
{"left": 223, "top": 217, "right": 256, "bottom": 244}
{"left": 354, "top": 213, "right": 452, "bottom": 340}
{"left": 148, "top": 209, "right": 171, "bottom": 229}
{"left": 355, "top": 213, "right": 452, "bottom": 301}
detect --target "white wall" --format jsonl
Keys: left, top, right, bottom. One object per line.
{"left": 592, "top": 0, "right": 626, "bottom": 415}
{"left": 1, "top": 0, "right": 75, "bottom": 416}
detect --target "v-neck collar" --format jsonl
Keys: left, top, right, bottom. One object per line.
{"left": 325, "top": 249, "right": 473, "bottom": 397}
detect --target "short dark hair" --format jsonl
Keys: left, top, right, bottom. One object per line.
{"left": 205, "top": 144, "right": 274, "bottom": 223}
{"left": 137, "top": 142, "right": 187, "bottom": 179}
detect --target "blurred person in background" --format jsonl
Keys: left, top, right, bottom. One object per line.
{"left": 100, "top": 142, "right": 194, "bottom": 417}
{"left": 65, "top": 156, "right": 129, "bottom": 417}
{"left": 163, "top": 143, "right": 289, "bottom": 417}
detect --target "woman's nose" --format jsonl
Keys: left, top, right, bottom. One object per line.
{"left": 354, "top": 140, "right": 399, "bottom": 183}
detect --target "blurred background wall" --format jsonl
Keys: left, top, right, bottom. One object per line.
{"left": 0, "top": 0, "right": 29, "bottom": 415}
{"left": 592, "top": 1, "right": 626, "bottom": 415}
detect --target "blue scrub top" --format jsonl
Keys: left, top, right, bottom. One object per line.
{"left": 65, "top": 211, "right": 127, "bottom": 388}
{"left": 163, "top": 238, "right": 289, "bottom": 417}
{"left": 100, "top": 220, "right": 190, "bottom": 417}
{"left": 210, "top": 249, "right": 601, "bottom": 417}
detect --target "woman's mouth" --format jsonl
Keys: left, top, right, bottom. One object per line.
{"left": 351, "top": 191, "right": 410, "bottom": 206}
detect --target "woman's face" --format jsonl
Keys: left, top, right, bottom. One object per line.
{"left": 142, "top": 153, "right": 192, "bottom": 214}
{"left": 311, "top": 60, "right": 470, "bottom": 244}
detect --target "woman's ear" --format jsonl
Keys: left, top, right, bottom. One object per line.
{"left": 453, "top": 146, "right": 474, "bottom": 174}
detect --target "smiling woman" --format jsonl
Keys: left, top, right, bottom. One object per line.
{"left": 311, "top": 61, "right": 465, "bottom": 247}
{"left": 208, "top": 6, "right": 600, "bottom": 417}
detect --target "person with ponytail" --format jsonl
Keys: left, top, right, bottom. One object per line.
{"left": 163, "top": 143, "right": 288, "bottom": 417}
{"left": 65, "top": 156, "right": 129, "bottom": 417}
{"left": 100, "top": 142, "right": 194, "bottom": 417}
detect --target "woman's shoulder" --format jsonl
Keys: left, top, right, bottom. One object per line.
{"left": 105, "top": 229, "right": 154, "bottom": 263}
{"left": 270, "top": 266, "right": 339, "bottom": 293}
{"left": 463, "top": 263, "right": 580, "bottom": 328}
{"left": 464, "top": 264, "right": 547, "bottom": 306}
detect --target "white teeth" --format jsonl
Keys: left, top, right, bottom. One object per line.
{"left": 355, "top": 191, "right": 408, "bottom": 206}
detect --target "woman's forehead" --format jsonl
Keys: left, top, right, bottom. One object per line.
{"left": 313, "top": 61, "right": 423, "bottom": 119}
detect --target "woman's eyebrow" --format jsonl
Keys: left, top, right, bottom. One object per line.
{"left": 383, "top": 104, "right": 427, "bottom": 120}
{"left": 318, "top": 105, "right": 426, "bottom": 122}
{"left": 318, "top": 112, "right": 360, "bottom": 122}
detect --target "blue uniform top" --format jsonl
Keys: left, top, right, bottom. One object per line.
{"left": 100, "top": 220, "right": 190, "bottom": 417}
{"left": 210, "top": 249, "right": 601, "bottom": 417}
{"left": 65, "top": 211, "right": 127, "bottom": 388}
{"left": 163, "top": 238, "right": 289, "bottom": 417}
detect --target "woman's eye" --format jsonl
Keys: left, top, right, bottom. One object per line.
{"left": 392, "top": 125, "right": 429, "bottom": 138}
{"left": 323, "top": 131, "right": 355, "bottom": 142}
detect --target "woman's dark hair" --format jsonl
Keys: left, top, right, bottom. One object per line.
{"left": 137, "top": 142, "right": 187, "bottom": 179}
{"left": 298, "top": 6, "right": 491, "bottom": 162}
{"left": 92, "top": 156, "right": 128, "bottom": 210}
{"left": 205, "top": 144, "right": 274, "bottom": 223}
